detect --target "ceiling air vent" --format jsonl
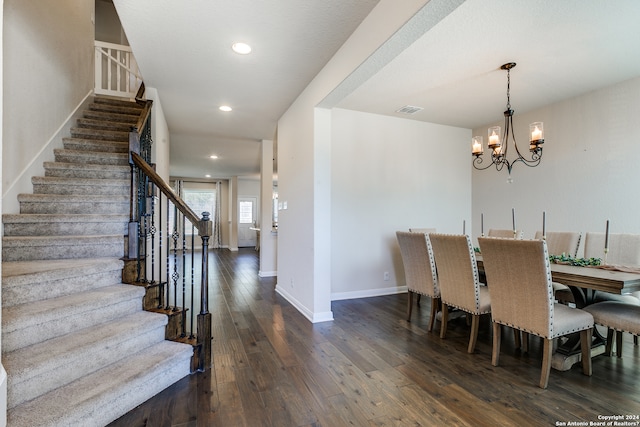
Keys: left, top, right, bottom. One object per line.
{"left": 395, "top": 105, "right": 423, "bottom": 115}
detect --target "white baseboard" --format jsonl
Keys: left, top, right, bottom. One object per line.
{"left": 258, "top": 270, "right": 277, "bottom": 277}
{"left": 331, "top": 285, "right": 408, "bottom": 301}
{"left": 275, "top": 285, "right": 334, "bottom": 323}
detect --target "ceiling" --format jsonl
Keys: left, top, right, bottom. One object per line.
{"left": 112, "top": 0, "right": 640, "bottom": 181}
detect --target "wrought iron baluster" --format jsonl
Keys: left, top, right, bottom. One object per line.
{"left": 171, "top": 203, "right": 179, "bottom": 310}
{"left": 190, "top": 224, "right": 195, "bottom": 338}
{"left": 181, "top": 213, "right": 187, "bottom": 337}
{"left": 149, "top": 184, "right": 156, "bottom": 284}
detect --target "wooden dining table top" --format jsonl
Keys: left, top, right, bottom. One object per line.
{"left": 476, "top": 256, "right": 640, "bottom": 295}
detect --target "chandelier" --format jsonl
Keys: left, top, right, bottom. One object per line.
{"left": 472, "top": 63, "right": 544, "bottom": 177}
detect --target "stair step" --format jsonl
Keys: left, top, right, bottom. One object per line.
{"left": 94, "top": 95, "right": 145, "bottom": 110}
{"left": 83, "top": 109, "right": 139, "bottom": 124}
{"left": 44, "top": 161, "right": 129, "bottom": 179}
{"left": 76, "top": 118, "right": 133, "bottom": 132}
{"left": 62, "top": 137, "right": 129, "bottom": 153}
{"left": 1, "top": 257, "right": 124, "bottom": 307}
{"left": 5, "top": 311, "right": 168, "bottom": 408}
{"left": 2, "top": 284, "right": 145, "bottom": 353}
{"left": 18, "top": 193, "right": 129, "bottom": 215}
{"left": 7, "top": 340, "right": 193, "bottom": 427}
{"left": 32, "top": 176, "right": 129, "bottom": 196}
{"left": 2, "top": 234, "right": 124, "bottom": 261}
{"left": 89, "top": 102, "right": 143, "bottom": 117}
{"left": 3, "top": 213, "right": 128, "bottom": 236}
{"left": 54, "top": 148, "right": 129, "bottom": 166}
{"left": 70, "top": 127, "right": 129, "bottom": 142}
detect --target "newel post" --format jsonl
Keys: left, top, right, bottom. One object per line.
{"left": 197, "top": 212, "right": 213, "bottom": 371}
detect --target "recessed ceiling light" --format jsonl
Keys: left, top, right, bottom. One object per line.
{"left": 219, "top": 105, "right": 232, "bottom": 112}
{"left": 209, "top": 155, "right": 218, "bottom": 159}
{"left": 205, "top": 174, "right": 211, "bottom": 178}
{"left": 232, "top": 42, "right": 252, "bottom": 55}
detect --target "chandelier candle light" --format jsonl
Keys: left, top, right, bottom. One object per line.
{"left": 472, "top": 63, "right": 545, "bottom": 179}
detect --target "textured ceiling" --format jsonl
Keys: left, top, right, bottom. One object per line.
{"left": 113, "top": 0, "right": 640, "bottom": 180}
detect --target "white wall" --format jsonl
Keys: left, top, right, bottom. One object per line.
{"left": 276, "top": 0, "right": 432, "bottom": 323}
{"left": 472, "top": 76, "right": 640, "bottom": 256}
{"left": 0, "top": 0, "right": 7, "bottom": 422}
{"left": 2, "top": 0, "right": 94, "bottom": 211}
{"left": 146, "top": 88, "right": 170, "bottom": 182}
{"left": 331, "top": 109, "right": 470, "bottom": 299}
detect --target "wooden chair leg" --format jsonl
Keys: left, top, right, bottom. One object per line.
{"left": 540, "top": 338, "right": 553, "bottom": 389}
{"left": 428, "top": 297, "right": 438, "bottom": 332}
{"left": 605, "top": 328, "right": 614, "bottom": 356}
{"left": 406, "top": 291, "right": 414, "bottom": 322}
{"left": 580, "top": 328, "right": 593, "bottom": 377}
{"left": 440, "top": 304, "right": 449, "bottom": 339}
{"left": 513, "top": 328, "right": 521, "bottom": 349}
{"left": 468, "top": 314, "right": 480, "bottom": 353}
{"left": 492, "top": 322, "right": 502, "bottom": 366}
{"left": 616, "top": 330, "right": 623, "bottom": 358}
{"left": 522, "top": 332, "right": 529, "bottom": 353}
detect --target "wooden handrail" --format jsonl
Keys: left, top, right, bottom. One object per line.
{"left": 134, "top": 100, "right": 153, "bottom": 135}
{"left": 130, "top": 152, "right": 204, "bottom": 230}
{"left": 135, "top": 82, "right": 146, "bottom": 103}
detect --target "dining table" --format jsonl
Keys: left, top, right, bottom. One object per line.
{"left": 476, "top": 255, "right": 640, "bottom": 370}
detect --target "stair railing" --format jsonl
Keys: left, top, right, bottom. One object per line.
{"left": 128, "top": 97, "right": 212, "bottom": 372}
{"left": 94, "top": 40, "right": 143, "bottom": 99}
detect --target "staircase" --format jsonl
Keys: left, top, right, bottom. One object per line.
{"left": 1, "top": 96, "right": 194, "bottom": 426}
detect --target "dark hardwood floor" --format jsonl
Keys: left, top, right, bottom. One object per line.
{"left": 109, "top": 248, "right": 640, "bottom": 427}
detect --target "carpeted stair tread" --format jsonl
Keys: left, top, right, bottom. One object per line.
{"left": 17, "top": 193, "right": 129, "bottom": 215}
{"left": 3, "top": 213, "right": 129, "bottom": 237}
{"left": 2, "top": 234, "right": 123, "bottom": 246}
{"left": 94, "top": 95, "right": 145, "bottom": 108}
{"left": 7, "top": 340, "right": 193, "bottom": 427}
{"left": 62, "top": 137, "right": 129, "bottom": 153}
{"left": 2, "top": 257, "right": 123, "bottom": 280}
{"left": 5, "top": 311, "right": 169, "bottom": 408}
{"left": 44, "top": 161, "right": 129, "bottom": 179}
{"left": 88, "top": 103, "right": 143, "bottom": 116}
{"left": 31, "top": 176, "right": 129, "bottom": 196}
{"left": 70, "top": 127, "right": 129, "bottom": 142}
{"left": 3, "top": 213, "right": 129, "bottom": 225}
{"left": 2, "top": 284, "right": 145, "bottom": 352}
{"left": 2, "top": 234, "right": 124, "bottom": 262}
{"left": 76, "top": 118, "right": 133, "bottom": 132}
{"left": 83, "top": 109, "right": 139, "bottom": 123}
{"left": 2, "top": 258, "right": 124, "bottom": 306}
{"left": 54, "top": 148, "right": 129, "bottom": 166}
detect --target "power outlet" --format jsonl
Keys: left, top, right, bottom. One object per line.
{"left": 383, "top": 272, "right": 390, "bottom": 281}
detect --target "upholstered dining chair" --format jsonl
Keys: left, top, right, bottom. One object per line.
{"left": 396, "top": 231, "right": 440, "bottom": 331}
{"left": 428, "top": 233, "right": 491, "bottom": 353}
{"left": 584, "top": 232, "right": 640, "bottom": 346}
{"left": 488, "top": 229, "right": 524, "bottom": 239}
{"left": 478, "top": 237, "right": 594, "bottom": 389}
{"left": 583, "top": 301, "right": 640, "bottom": 358}
{"left": 534, "top": 231, "right": 582, "bottom": 302}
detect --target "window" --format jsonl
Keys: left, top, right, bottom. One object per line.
{"left": 239, "top": 200, "right": 253, "bottom": 224}
{"left": 168, "top": 189, "right": 216, "bottom": 236}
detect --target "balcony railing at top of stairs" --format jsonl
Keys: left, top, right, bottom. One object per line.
{"left": 95, "top": 40, "right": 143, "bottom": 100}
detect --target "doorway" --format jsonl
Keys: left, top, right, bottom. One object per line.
{"left": 238, "top": 197, "right": 257, "bottom": 248}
